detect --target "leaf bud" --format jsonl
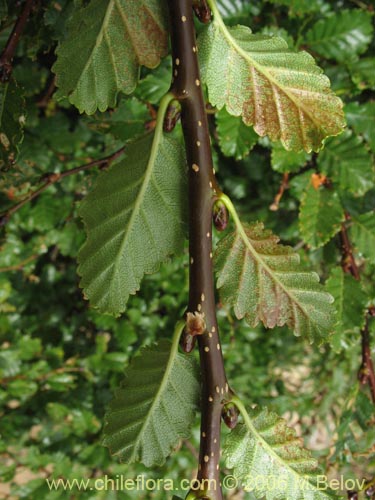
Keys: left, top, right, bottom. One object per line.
{"left": 163, "top": 102, "right": 181, "bottom": 133}
{"left": 180, "top": 331, "right": 196, "bottom": 354}
{"left": 222, "top": 402, "right": 239, "bottom": 429}
{"left": 192, "top": 0, "right": 211, "bottom": 23}
{"left": 186, "top": 311, "right": 206, "bottom": 336}
{"left": 347, "top": 491, "right": 358, "bottom": 500}
{"left": 213, "top": 199, "right": 229, "bottom": 232}
{"left": 0, "top": 213, "right": 9, "bottom": 227}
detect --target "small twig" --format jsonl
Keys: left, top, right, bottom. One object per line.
{"left": 36, "top": 75, "right": 56, "bottom": 108}
{"left": 0, "top": 253, "right": 39, "bottom": 273}
{"left": 0, "top": 146, "right": 126, "bottom": 224}
{"left": 0, "top": 364, "right": 86, "bottom": 385}
{"left": 349, "top": 0, "right": 373, "bottom": 11}
{"left": 359, "top": 308, "right": 375, "bottom": 404}
{"left": 340, "top": 212, "right": 375, "bottom": 404}
{"left": 183, "top": 439, "right": 199, "bottom": 460}
{"left": 0, "top": 0, "right": 36, "bottom": 82}
{"left": 339, "top": 212, "right": 361, "bottom": 280}
{"left": 269, "top": 172, "right": 289, "bottom": 211}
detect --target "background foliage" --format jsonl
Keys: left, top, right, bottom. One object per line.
{"left": 0, "top": 0, "right": 374, "bottom": 498}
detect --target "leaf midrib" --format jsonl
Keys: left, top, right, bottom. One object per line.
{"left": 106, "top": 95, "right": 174, "bottom": 298}
{"left": 208, "top": 7, "right": 324, "bottom": 134}
{"left": 71, "top": 0, "right": 116, "bottom": 92}
{"left": 0, "top": 82, "right": 8, "bottom": 126}
{"left": 234, "top": 222, "right": 319, "bottom": 330}
{"left": 129, "top": 333, "right": 182, "bottom": 462}
{"left": 232, "top": 402, "right": 336, "bottom": 499}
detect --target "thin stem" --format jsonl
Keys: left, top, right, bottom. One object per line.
{"left": 167, "top": 2, "right": 228, "bottom": 498}
{"left": 359, "top": 310, "right": 375, "bottom": 404}
{"left": 0, "top": 253, "right": 38, "bottom": 273}
{"left": 0, "top": 0, "right": 35, "bottom": 81}
{"left": 339, "top": 212, "right": 360, "bottom": 280}
{"left": 37, "top": 75, "right": 56, "bottom": 108}
{"left": 0, "top": 146, "right": 127, "bottom": 223}
{"left": 339, "top": 212, "right": 375, "bottom": 404}
{"left": 269, "top": 172, "right": 289, "bottom": 211}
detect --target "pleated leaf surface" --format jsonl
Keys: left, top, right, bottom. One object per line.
{"left": 224, "top": 406, "right": 340, "bottom": 500}
{"left": 198, "top": 21, "right": 345, "bottom": 152}
{"left": 215, "top": 222, "right": 335, "bottom": 343}
{"left": 53, "top": 0, "right": 168, "bottom": 113}
{"left": 78, "top": 132, "right": 187, "bottom": 315}
{"left": 103, "top": 340, "right": 200, "bottom": 466}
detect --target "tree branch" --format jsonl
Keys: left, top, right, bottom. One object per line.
{"left": 340, "top": 212, "right": 375, "bottom": 404}
{"left": 0, "top": 253, "right": 39, "bottom": 273}
{"left": 167, "top": 1, "right": 229, "bottom": 498}
{"left": 0, "top": 0, "right": 36, "bottom": 82}
{"left": 269, "top": 172, "right": 289, "bottom": 211}
{"left": 0, "top": 146, "right": 126, "bottom": 225}
{"left": 36, "top": 75, "right": 56, "bottom": 108}
{"left": 359, "top": 308, "right": 375, "bottom": 404}
{"left": 339, "top": 212, "right": 361, "bottom": 280}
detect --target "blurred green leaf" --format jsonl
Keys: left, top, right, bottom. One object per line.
{"left": 0, "top": 463, "right": 16, "bottom": 482}
{"left": 216, "top": 108, "right": 258, "bottom": 160}
{"left": 326, "top": 267, "right": 367, "bottom": 352}
{"left": 0, "top": 0, "right": 8, "bottom": 21}
{"left": 0, "top": 79, "right": 25, "bottom": 171}
{"left": 299, "top": 183, "right": 344, "bottom": 248}
{"left": 271, "top": 143, "right": 310, "bottom": 173}
{"left": 318, "top": 130, "right": 374, "bottom": 196}
{"left": 135, "top": 59, "right": 172, "bottom": 105}
{"left": 267, "top": 0, "right": 326, "bottom": 16}
{"left": 88, "top": 97, "right": 150, "bottom": 141}
{"left": 45, "top": 373, "right": 76, "bottom": 392}
{"left": 345, "top": 101, "right": 375, "bottom": 152}
{"left": 350, "top": 211, "right": 375, "bottom": 263}
{"left": 305, "top": 10, "right": 373, "bottom": 63}
{"left": 8, "top": 379, "right": 38, "bottom": 400}
{"left": 348, "top": 58, "right": 375, "bottom": 90}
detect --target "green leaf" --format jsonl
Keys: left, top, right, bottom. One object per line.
{"left": 53, "top": 0, "right": 168, "bottom": 114}
{"left": 349, "top": 212, "right": 375, "bottom": 263}
{"left": 305, "top": 10, "right": 373, "bottom": 63}
{"left": 345, "top": 101, "right": 375, "bottom": 152}
{"left": 198, "top": 9, "right": 345, "bottom": 152}
{"left": 318, "top": 130, "right": 374, "bottom": 196}
{"left": 135, "top": 59, "right": 172, "bottom": 105}
{"left": 299, "top": 183, "right": 344, "bottom": 249}
{"left": 88, "top": 97, "right": 150, "bottom": 141}
{"left": 224, "top": 404, "right": 339, "bottom": 500}
{"left": 0, "top": 79, "right": 26, "bottom": 170}
{"left": 326, "top": 267, "right": 367, "bottom": 352}
{"left": 324, "top": 64, "right": 354, "bottom": 95}
{"left": 0, "top": 0, "right": 8, "bottom": 21}
{"left": 103, "top": 327, "right": 200, "bottom": 466}
{"left": 267, "top": 0, "right": 326, "bottom": 16}
{"left": 0, "top": 463, "right": 16, "bottom": 483}
{"left": 271, "top": 143, "right": 310, "bottom": 173}
{"left": 216, "top": 108, "right": 258, "bottom": 160}
{"left": 216, "top": 0, "right": 259, "bottom": 24}
{"left": 215, "top": 201, "right": 335, "bottom": 344}
{"left": 78, "top": 128, "right": 187, "bottom": 315}
{"left": 348, "top": 58, "right": 375, "bottom": 91}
